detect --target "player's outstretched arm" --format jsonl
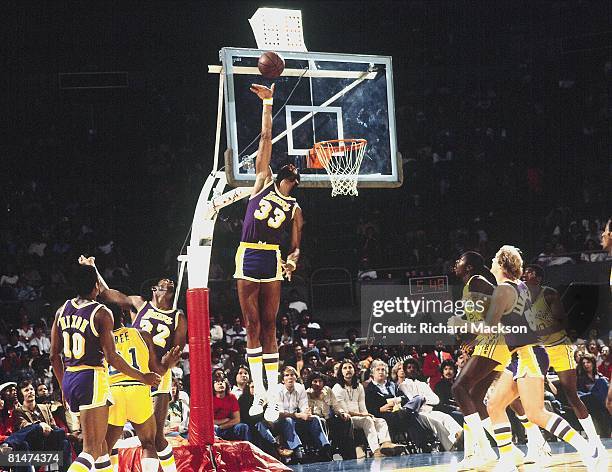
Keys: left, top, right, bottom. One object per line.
{"left": 96, "top": 308, "right": 160, "bottom": 386}
{"left": 49, "top": 310, "right": 65, "bottom": 386}
{"left": 78, "top": 255, "right": 143, "bottom": 313}
{"left": 250, "top": 83, "right": 275, "bottom": 195}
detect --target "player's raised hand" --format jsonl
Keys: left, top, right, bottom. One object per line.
{"left": 78, "top": 255, "right": 96, "bottom": 266}
{"left": 142, "top": 372, "right": 161, "bottom": 387}
{"left": 250, "top": 83, "right": 275, "bottom": 100}
{"left": 162, "top": 345, "right": 182, "bottom": 369}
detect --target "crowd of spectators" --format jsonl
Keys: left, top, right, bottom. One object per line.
{"left": 1, "top": 3, "right": 610, "bottom": 466}
{"left": 206, "top": 299, "right": 611, "bottom": 463}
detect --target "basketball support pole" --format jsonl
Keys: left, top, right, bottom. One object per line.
{"left": 173, "top": 70, "right": 253, "bottom": 459}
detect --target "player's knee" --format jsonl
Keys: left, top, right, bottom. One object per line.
{"left": 487, "top": 392, "right": 509, "bottom": 414}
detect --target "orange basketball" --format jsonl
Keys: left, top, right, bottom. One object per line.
{"left": 258, "top": 51, "right": 285, "bottom": 79}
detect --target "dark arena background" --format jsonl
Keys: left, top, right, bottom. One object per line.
{"left": 2, "top": 1, "right": 610, "bottom": 471}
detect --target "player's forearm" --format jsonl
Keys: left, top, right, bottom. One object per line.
{"left": 219, "top": 418, "right": 239, "bottom": 429}
{"left": 92, "top": 264, "right": 110, "bottom": 290}
{"left": 97, "top": 289, "right": 134, "bottom": 312}
{"left": 50, "top": 355, "right": 64, "bottom": 385}
{"left": 255, "top": 104, "right": 273, "bottom": 173}
{"left": 106, "top": 351, "right": 146, "bottom": 382}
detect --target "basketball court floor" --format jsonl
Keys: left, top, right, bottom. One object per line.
{"left": 291, "top": 438, "right": 612, "bottom": 471}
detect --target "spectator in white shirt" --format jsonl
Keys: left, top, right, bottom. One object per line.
{"left": 16, "top": 311, "right": 34, "bottom": 344}
{"left": 230, "top": 365, "right": 250, "bottom": 399}
{"left": 29, "top": 324, "right": 51, "bottom": 354}
{"left": 399, "top": 358, "right": 462, "bottom": 451}
{"left": 332, "top": 360, "right": 401, "bottom": 458}
{"left": 225, "top": 317, "right": 247, "bottom": 346}
{"left": 271, "top": 366, "right": 332, "bottom": 462}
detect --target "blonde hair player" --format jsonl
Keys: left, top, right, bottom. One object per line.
{"left": 233, "top": 83, "right": 304, "bottom": 423}
{"left": 483, "top": 246, "right": 606, "bottom": 472}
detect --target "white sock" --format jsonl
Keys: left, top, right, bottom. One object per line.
{"left": 517, "top": 414, "right": 545, "bottom": 447}
{"left": 481, "top": 417, "right": 494, "bottom": 438}
{"left": 110, "top": 448, "right": 119, "bottom": 472}
{"left": 263, "top": 352, "right": 279, "bottom": 394}
{"left": 157, "top": 444, "right": 177, "bottom": 472}
{"left": 578, "top": 415, "right": 602, "bottom": 444}
{"left": 464, "top": 412, "right": 489, "bottom": 449}
{"left": 546, "top": 414, "right": 592, "bottom": 456}
{"left": 94, "top": 454, "right": 112, "bottom": 472}
{"left": 463, "top": 422, "right": 474, "bottom": 457}
{"left": 67, "top": 452, "right": 94, "bottom": 472}
{"left": 141, "top": 458, "right": 160, "bottom": 472}
{"left": 247, "top": 346, "right": 265, "bottom": 394}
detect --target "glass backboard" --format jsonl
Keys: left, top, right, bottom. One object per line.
{"left": 220, "top": 47, "right": 402, "bottom": 189}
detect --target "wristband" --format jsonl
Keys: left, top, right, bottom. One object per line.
{"left": 263, "top": 98, "right": 273, "bottom": 106}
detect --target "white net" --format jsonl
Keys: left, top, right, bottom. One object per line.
{"left": 313, "top": 139, "right": 367, "bottom": 197}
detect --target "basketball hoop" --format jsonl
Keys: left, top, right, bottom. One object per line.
{"left": 309, "top": 139, "right": 367, "bottom": 196}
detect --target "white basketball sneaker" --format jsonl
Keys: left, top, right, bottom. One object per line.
{"left": 491, "top": 458, "right": 519, "bottom": 472}
{"left": 264, "top": 387, "right": 280, "bottom": 423}
{"left": 249, "top": 391, "right": 267, "bottom": 416}
{"left": 525, "top": 440, "right": 552, "bottom": 466}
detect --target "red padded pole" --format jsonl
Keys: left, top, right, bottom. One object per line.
{"left": 185, "top": 288, "right": 214, "bottom": 445}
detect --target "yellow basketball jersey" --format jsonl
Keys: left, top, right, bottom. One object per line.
{"left": 109, "top": 327, "right": 150, "bottom": 386}
{"left": 529, "top": 286, "right": 566, "bottom": 346}
{"left": 461, "top": 275, "right": 492, "bottom": 322}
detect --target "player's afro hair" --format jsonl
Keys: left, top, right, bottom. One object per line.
{"left": 71, "top": 265, "right": 98, "bottom": 298}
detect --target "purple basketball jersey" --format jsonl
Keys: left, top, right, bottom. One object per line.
{"left": 132, "top": 302, "right": 178, "bottom": 360}
{"left": 57, "top": 299, "right": 106, "bottom": 368}
{"left": 241, "top": 181, "right": 299, "bottom": 245}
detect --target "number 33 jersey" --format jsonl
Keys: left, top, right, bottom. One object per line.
{"left": 132, "top": 302, "right": 180, "bottom": 361}
{"left": 241, "top": 181, "right": 299, "bottom": 245}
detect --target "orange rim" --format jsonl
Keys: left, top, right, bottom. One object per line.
{"left": 308, "top": 139, "right": 367, "bottom": 169}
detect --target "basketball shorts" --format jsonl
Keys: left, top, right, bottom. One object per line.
{"left": 234, "top": 242, "right": 283, "bottom": 282}
{"left": 63, "top": 366, "right": 113, "bottom": 413}
{"left": 507, "top": 345, "right": 549, "bottom": 380}
{"left": 546, "top": 341, "right": 576, "bottom": 373}
{"left": 151, "top": 369, "right": 172, "bottom": 396}
{"left": 472, "top": 334, "right": 511, "bottom": 372}
{"left": 109, "top": 384, "right": 153, "bottom": 426}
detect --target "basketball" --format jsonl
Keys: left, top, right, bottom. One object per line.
{"left": 258, "top": 51, "right": 285, "bottom": 79}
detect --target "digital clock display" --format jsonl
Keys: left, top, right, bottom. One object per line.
{"left": 408, "top": 275, "right": 449, "bottom": 295}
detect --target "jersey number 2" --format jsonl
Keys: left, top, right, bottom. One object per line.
{"left": 254, "top": 200, "right": 286, "bottom": 229}
{"left": 140, "top": 320, "right": 170, "bottom": 348}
